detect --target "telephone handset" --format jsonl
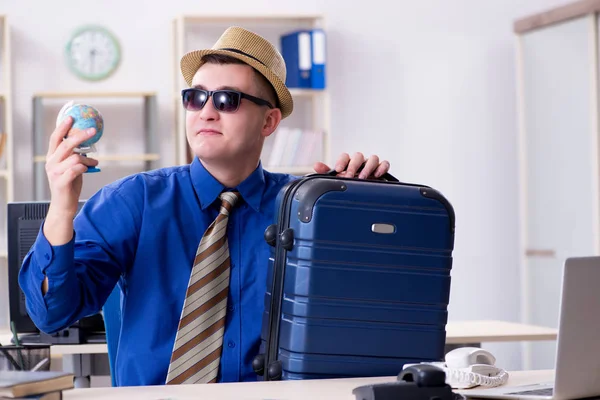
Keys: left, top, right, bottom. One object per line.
{"left": 403, "top": 347, "right": 509, "bottom": 389}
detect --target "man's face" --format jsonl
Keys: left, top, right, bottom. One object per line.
{"left": 186, "top": 62, "right": 274, "bottom": 165}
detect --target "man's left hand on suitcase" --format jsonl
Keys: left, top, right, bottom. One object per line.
{"left": 313, "top": 152, "right": 390, "bottom": 179}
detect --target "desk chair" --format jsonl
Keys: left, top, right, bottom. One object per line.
{"left": 102, "top": 284, "right": 122, "bottom": 387}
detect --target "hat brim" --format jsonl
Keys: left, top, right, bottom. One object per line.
{"left": 180, "top": 49, "right": 293, "bottom": 119}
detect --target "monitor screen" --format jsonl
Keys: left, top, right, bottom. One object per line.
{"left": 7, "top": 201, "right": 85, "bottom": 334}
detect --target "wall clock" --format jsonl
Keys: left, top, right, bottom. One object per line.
{"left": 65, "top": 25, "right": 121, "bottom": 81}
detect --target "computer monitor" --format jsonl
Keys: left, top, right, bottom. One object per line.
{"left": 7, "top": 200, "right": 105, "bottom": 343}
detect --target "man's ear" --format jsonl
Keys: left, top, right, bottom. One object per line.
{"left": 261, "top": 108, "right": 282, "bottom": 138}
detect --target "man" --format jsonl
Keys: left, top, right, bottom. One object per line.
{"left": 18, "top": 27, "right": 390, "bottom": 386}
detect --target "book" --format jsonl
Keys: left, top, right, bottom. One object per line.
{"left": 1, "top": 391, "right": 62, "bottom": 400}
{"left": 0, "top": 132, "right": 6, "bottom": 161}
{"left": 0, "top": 371, "right": 73, "bottom": 398}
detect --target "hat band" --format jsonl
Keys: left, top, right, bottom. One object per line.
{"left": 220, "top": 48, "right": 267, "bottom": 67}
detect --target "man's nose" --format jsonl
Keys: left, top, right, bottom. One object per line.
{"left": 199, "top": 96, "right": 220, "bottom": 120}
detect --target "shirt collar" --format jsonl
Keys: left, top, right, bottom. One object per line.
{"left": 190, "top": 157, "right": 266, "bottom": 212}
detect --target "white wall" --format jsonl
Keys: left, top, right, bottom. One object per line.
{"left": 0, "top": 0, "right": 571, "bottom": 371}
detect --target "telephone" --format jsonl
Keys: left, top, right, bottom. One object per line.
{"left": 353, "top": 364, "right": 460, "bottom": 400}
{"left": 402, "top": 347, "right": 509, "bottom": 389}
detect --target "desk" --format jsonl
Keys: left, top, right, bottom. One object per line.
{"left": 61, "top": 370, "right": 555, "bottom": 400}
{"left": 0, "top": 332, "right": 109, "bottom": 388}
{"left": 445, "top": 320, "right": 558, "bottom": 348}
{"left": 0, "top": 332, "right": 107, "bottom": 356}
{"left": 1, "top": 320, "right": 557, "bottom": 388}
{"left": 1, "top": 320, "right": 558, "bottom": 355}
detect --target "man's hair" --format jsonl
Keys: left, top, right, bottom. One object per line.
{"left": 201, "top": 53, "right": 278, "bottom": 109}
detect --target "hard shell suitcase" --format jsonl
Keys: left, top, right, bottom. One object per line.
{"left": 252, "top": 168, "right": 456, "bottom": 381}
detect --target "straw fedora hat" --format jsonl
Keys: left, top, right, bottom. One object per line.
{"left": 180, "top": 26, "right": 294, "bottom": 119}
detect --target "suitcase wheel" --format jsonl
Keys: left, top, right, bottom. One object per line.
{"left": 264, "top": 224, "right": 278, "bottom": 247}
{"left": 252, "top": 354, "right": 265, "bottom": 376}
{"left": 279, "top": 228, "right": 294, "bottom": 251}
{"left": 267, "top": 360, "right": 283, "bottom": 381}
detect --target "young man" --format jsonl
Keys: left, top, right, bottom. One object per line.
{"left": 18, "top": 27, "right": 390, "bottom": 386}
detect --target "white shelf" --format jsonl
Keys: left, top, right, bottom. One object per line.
{"left": 179, "top": 14, "right": 324, "bottom": 24}
{"left": 33, "top": 91, "right": 157, "bottom": 99}
{"left": 289, "top": 88, "right": 327, "bottom": 97}
{"left": 0, "top": 251, "right": 7, "bottom": 259}
{"left": 32, "top": 92, "right": 160, "bottom": 200}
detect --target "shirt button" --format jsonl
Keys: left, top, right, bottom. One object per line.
{"left": 228, "top": 341, "right": 235, "bottom": 348}
{"left": 44, "top": 254, "right": 50, "bottom": 260}
{"left": 228, "top": 305, "right": 235, "bottom": 312}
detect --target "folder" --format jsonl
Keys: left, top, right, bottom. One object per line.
{"left": 280, "top": 29, "right": 327, "bottom": 89}
{"left": 281, "top": 31, "right": 312, "bottom": 88}
{"left": 310, "top": 29, "right": 326, "bottom": 89}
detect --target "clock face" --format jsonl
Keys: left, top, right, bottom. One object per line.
{"left": 66, "top": 25, "right": 121, "bottom": 81}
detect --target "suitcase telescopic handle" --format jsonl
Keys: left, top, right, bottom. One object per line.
{"left": 323, "top": 161, "right": 399, "bottom": 182}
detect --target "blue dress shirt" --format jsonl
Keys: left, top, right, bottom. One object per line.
{"left": 18, "top": 158, "right": 297, "bottom": 386}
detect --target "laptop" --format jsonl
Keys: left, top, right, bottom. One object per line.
{"left": 464, "top": 256, "right": 600, "bottom": 400}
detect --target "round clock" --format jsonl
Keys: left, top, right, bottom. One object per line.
{"left": 65, "top": 25, "right": 121, "bottom": 81}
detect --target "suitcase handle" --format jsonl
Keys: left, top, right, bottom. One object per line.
{"left": 323, "top": 162, "right": 399, "bottom": 182}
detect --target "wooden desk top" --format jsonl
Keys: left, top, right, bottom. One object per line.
{"left": 42, "top": 343, "right": 108, "bottom": 356}
{"left": 0, "top": 320, "right": 557, "bottom": 357}
{"left": 445, "top": 320, "right": 558, "bottom": 343}
{"left": 62, "top": 370, "right": 555, "bottom": 400}
{"left": 0, "top": 331, "right": 107, "bottom": 357}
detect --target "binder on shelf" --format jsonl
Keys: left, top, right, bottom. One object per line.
{"left": 310, "top": 29, "right": 326, "bottom": 89}
{"left": 280, "top": 29, "right": 326, "bottom": 89}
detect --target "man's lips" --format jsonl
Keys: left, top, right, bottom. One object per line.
{"left": 198, "top": 129, "right": 222, "bottom": 136}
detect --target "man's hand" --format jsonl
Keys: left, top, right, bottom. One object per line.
{"left": 45, "top": 116, "right": 98, "bottom": 219}
{"left": 43, "top": 116, "right": 98, "bottom": 247}
{"left": 313, "top": 152, "right": 390, "bottom": 179}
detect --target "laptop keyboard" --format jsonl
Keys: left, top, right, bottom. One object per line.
{"left": 506, "top": 388, "right": 554, "bottom": 396}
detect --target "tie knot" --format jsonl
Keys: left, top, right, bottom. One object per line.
{"left": 219, "top": 191, "right": 242, "bottom": 215}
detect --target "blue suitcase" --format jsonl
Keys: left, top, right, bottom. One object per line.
{"left": 252, "top": 168, "right": 456, "bottom": 381}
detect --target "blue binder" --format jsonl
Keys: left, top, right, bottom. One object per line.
{"left": 281, "top": 29, "right": 326, "bottom": 89}
{"left": 309, "top": 29, "right": 326, "bottom": 89}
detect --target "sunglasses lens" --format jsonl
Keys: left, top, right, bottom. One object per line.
{"left": 213, "top": 91, "right": 240, "bottom": 112}
{"left": 182, "top": 90, "right": 207, "bottom": 111}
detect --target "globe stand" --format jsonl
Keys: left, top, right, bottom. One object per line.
{"left": 74, "top": 145, "right": 101, "bottom": 173}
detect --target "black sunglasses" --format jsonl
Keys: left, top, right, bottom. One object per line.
{"left": 181, "top": 88, "right": 274, "bottom": 113}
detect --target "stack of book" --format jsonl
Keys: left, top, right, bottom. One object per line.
{"left": 265, "top": 127, "right": 323, "bottom": 168}
{"left": 0, "top": 371, "right": 74, "bottom": 400}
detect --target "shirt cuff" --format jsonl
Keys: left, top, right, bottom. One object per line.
{"left": 33, "top": 221, "right": 75, "bottom": 276}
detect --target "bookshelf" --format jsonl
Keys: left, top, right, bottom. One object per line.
{"left": 0, "top": 15, "right": 13, "bottom": 262}
{"left": 172, "top": 14, "right": 331, "bottom": 175}
{"left": 31, "top": 91, "right": 160, "bottom": 200}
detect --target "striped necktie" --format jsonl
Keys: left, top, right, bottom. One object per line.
{"left": 166, "top": 191, "right": 242, "bottom": 384}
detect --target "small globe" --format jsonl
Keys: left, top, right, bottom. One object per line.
{"left": 60, "top": 104, "right": 104, "bottom": 148}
